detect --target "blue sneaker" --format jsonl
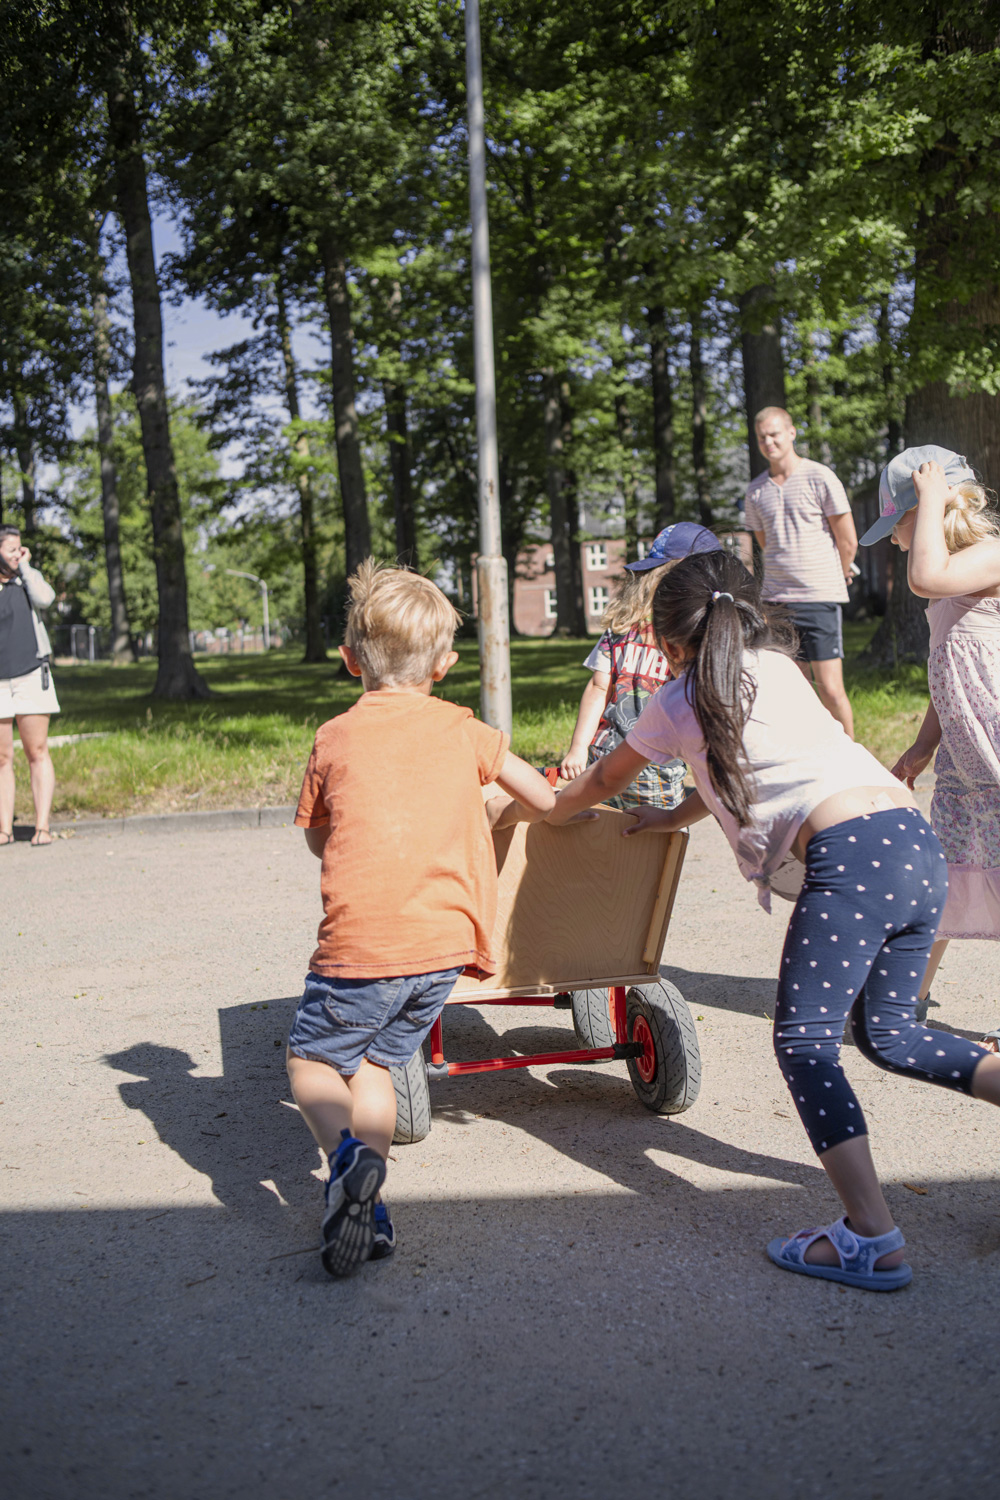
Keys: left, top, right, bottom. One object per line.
{"left": 370, "top": 1201, "right": 396, "bottom": 1261}
{"left": 321, "top": 1132, "right": 386, "bottom": 1278}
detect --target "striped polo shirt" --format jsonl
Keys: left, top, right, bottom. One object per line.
{"left": 744, "top": 458, "right": 851, "bottom": 603}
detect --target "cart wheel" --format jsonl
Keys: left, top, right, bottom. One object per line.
{"left": 570, "top": 989, "right": 616, "bottom": 1049}
{"left": 626, "top": 976, "right": 701, "bottom": 1114}
{"left": 389, "top": 1051, "right": 432, "bottom": 1144}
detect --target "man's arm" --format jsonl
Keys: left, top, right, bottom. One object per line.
{"left": 827, "top": 511, "right": 858, "bottom": 582}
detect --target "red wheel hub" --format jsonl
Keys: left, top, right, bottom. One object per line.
{"left": 632, "top": 1014, "right": 657, "bottom": 1084}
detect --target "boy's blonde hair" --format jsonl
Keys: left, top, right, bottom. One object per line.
{"left": 944, "top": 482, "right": 1000, "bottom": 552}
{"left": 345, "top": 559, "right": 461, "bottom": 687}
{"left": 601, "top": 559, "right": 679, "bottom": 634}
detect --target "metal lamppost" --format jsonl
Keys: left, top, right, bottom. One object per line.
{"left": 226, "top": 569, "right": 270, "bottom": 650}
{"left": 465, "top": 0, "right": 512, "bottom": 737}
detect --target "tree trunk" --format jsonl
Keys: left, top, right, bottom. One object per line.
{"left": 498, "top": 452, "right": 522, "bottom": 636}
{"left": 877, "top": 296, "right": 902, "bottom": 457}
{"left": 689, "top": 310, "right": 711, "bottom": 526}
{"left": 12, "top": 393, "right": 37, "bottom": 538}
{"left": 739, "top": 284, "right": 787, "bottom": 479}
{"left": 543, "top": 370, "right": 577, "bottom": 636}
{"left": 106, "top": 54, "right": 208, "bottom": 700}
{"left": 92, "top": 263, "right": 136, "bottom": 663}
{"left": 861, "top": 547, "right": 930, "bottom": 667}
{"left": 908, "top": 280, "right": 1000, "bottom": 491}
{"left": 613, "top": 364, "right": 639, "bottom": 560}
{"left": 320, "top": 234, "right": 371, "bottom": 576}
{"left": 647, "top": 305, "right": 675, "bottom": 527}
{"left": 383, "top": 379, "right": 418, "bottom": 568}
{"left": 803, "top": 330, "right": 828, "bottom": 463}
{"left": 864, "top": 391, "right": 934, "bottom": 666}
{"left": 275, "top": 278, "right": 325, "bottom": 662}
{"left": 561, "top": 380, "right": 588, "bottom": 636}
{"left": 381, "top": 280, "right": 418, "bottom": 569}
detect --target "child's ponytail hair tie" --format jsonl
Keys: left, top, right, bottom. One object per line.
{"left": 710, "top": 590, "right": 734, "bottom": 604}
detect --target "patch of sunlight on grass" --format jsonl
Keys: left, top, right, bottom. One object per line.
{"left": 24, "top": 629, "right": 931, "bottom": 821}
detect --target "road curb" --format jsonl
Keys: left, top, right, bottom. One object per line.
{"left": 43, "top": 777, "right": 937, "bottom": 840}
{"left": 50, "top": 805, "right": 298, "bottom": 838}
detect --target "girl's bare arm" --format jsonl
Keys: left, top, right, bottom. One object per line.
{"left": 621, "top": 788, "right": 711, "bottom": 836}
{"left": 546, "top": 741, "right": 650, "bottom": 825}
{"left": 908, "top": 463, "right": 1000, "bottom": 596}
{"left": 560, "top": 671, "right": 611, "bottom": 779}
{"left": 890, "top": 702, "right": 941, "bottom": 789}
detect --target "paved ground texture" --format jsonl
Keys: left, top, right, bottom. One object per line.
{"left": 3, "top": 806, "right": 999, "bottom": 1500}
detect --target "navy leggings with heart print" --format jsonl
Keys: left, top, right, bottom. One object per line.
{"left": 774, "top": 807, "right": 985, "bottom": 1156}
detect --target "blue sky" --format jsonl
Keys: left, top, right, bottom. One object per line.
{"left": 74, "top": 209, "right": 327, "bottom": 447}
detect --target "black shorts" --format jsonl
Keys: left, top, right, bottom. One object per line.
{"left": 784, "top": 601, "right": 844, "bottom": 663}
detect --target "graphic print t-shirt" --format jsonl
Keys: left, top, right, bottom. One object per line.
{"left": 584, "top": 623, "right": 673, "bottom": 756}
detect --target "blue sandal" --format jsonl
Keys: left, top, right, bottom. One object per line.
{"left": 767, "top": 1216, "right": 912, "bottom": 1292}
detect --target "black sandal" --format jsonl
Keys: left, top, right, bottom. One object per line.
{"left": 30, "top": 828, "right": 53, "bottom": 847}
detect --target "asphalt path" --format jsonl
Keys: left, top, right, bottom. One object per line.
{"left": 2, "top": 805, "right": 998, "bottom": 1499}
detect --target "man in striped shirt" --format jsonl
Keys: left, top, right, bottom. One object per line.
{"left": 744, "top": 407, "right": 858, "bottom": 738}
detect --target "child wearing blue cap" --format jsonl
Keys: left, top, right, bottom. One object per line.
{"left": 559, "top": 522, "right": 721, "bottom": 809}
{"left": 861, "top": 450, "right": 1000, "bottom": 1043}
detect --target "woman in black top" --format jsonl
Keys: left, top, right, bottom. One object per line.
{"left": 0, "top": 525, "right": 59, "bottom": 845}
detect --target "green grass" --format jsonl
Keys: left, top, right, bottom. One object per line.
{"left": 15, "top": 628, "right": 932, "bottom": 822}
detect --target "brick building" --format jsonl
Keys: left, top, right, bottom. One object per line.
{"left": 513, "top": 536, "right": 629, "bottom": 636}
{"left": 512, "top": 526, "right": 752, "bottom": 637}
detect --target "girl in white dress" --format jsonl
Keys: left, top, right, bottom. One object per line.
{"left": 874, "top": 457, "right": 1000, "bottom": 1043}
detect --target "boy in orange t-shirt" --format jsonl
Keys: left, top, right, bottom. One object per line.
{"left": 289, "top": 560, "right": 553, "bottom": 1277}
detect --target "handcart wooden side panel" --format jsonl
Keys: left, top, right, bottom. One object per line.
{"left": 389, "top": 808, "right": 701, "bottom": 1143}
{"left": 450, "top": 809, "right": 687, "bottom": 1000}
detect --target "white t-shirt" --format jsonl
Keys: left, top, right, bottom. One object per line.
{"left": 743, "top": 458, "right": 851, "bottom": 603}
{"left": 626, "top": 650, "right": 899, "bottom": 908}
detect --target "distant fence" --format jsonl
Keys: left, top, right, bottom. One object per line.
{"left": 49, "top": 624, "right": 286, "bottom": 662}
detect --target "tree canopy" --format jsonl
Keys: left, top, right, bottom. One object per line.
{"left": 1, "top": 0, "right": 998, "bottom": 676}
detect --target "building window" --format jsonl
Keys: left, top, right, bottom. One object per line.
{"left": 588, "top": 586, "right": 609, "bottom": 616}
{"left": 544, "top": 589, "right": 557, "bottom": 619}
{"left": 544, "top": 553, "right": 555, "bottom": 570}
{"left": 585, "top": 543, "right": 607, "bottom": 571}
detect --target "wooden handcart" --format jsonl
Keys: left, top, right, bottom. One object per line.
{"left": 388, "top": 807, "right": 701, "bottom": 1143}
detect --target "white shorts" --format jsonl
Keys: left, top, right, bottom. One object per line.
{"left": 0, "top": 663, "right": 60, "bottom": 719}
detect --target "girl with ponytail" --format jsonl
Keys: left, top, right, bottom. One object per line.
{"left": 548, "top": 547, "right": 1000, "bottom": 1292}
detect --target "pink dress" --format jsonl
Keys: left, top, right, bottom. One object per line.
{"left": 927, "top": 594, "right": 1000, "bottom": 939}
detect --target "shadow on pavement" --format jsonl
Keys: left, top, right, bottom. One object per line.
{"left": 105, "top": 997, "right": 311, "bottom": 1226}
{"left": 429, "top": 1003, "right": 821, "bottom": 1198}
{"left": 658, "top": 962, "right": 778, "bottom": 1018}
{"left": 3, "top": 1174, "right": 1000, "bottom": 1500}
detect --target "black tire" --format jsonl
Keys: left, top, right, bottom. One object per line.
{"left": 571, "top": 988, "right": 616, "bottom": 1049}
{"left": 625, "top": 976, "right": 701, "bottom": 1114}
{"left": 389, "top": 1051, "right": 432, "bottom": 1144}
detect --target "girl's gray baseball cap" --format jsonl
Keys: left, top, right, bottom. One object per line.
{"left": 859, "top": 444, "right": 976, "bottom": 546}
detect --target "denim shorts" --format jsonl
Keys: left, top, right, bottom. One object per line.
{"left": 287, "top": 967, "right": 462, "bottom": 1075}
